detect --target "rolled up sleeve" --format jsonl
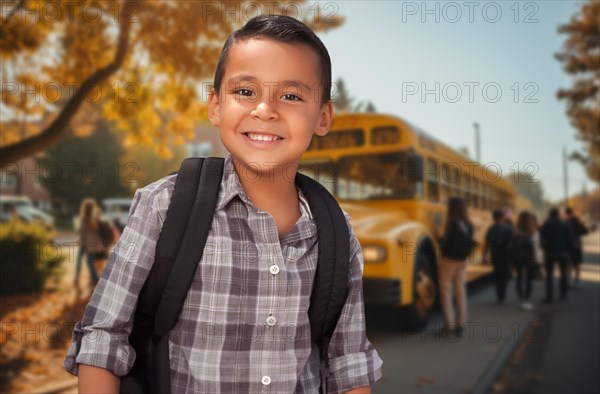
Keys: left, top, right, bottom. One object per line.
{"left": 326, "top": 218, "right": 383, "bottom": 393}
{"left": 63, "top": 179, "right": 172, "bottom": 377}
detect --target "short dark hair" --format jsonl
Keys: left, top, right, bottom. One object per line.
{"left": 565, "top": 206, "right": 573, "bottom": 215}
{"left": 213, "top": 14, "right": 332, "bottom": 103}
{"left": 549, "top": 207, "right": 559, "bottom": 218}
{"left": 492, "top": 209, "right": 504, "bottom": 222}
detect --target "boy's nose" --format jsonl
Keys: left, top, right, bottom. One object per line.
{"left": 251, "top": 101, "right": 279, "bottom": 121}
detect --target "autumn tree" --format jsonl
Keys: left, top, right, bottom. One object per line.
{"left": 36, "top": 119, "right": 131, "bottom": 213}
{"left": 556, "top": 0, "right": 600, "bottom": 183}
{"left": 122, "top": 139, "right": 187, "bottom": 190}
{"left": 505, "top": 170, "right": 550, "bottom": 218}
{"left": 0, "top": 1, "right": 343, "bottom": 166}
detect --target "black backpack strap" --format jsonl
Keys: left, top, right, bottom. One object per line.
{"left": 137, "top": 158, "right": 205, "bottom": 317}
{"left": 154, "top": 157, "right": 224, "bottom": 335}
{"left": 128, "top": 157, "right": 223, "bottom": 394}
{"left": 295, "top": 173, "right": 350, "bottom": 394}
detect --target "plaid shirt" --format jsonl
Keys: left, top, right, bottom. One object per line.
{"left": 64, "top": 155, "right": 382, "bottom": 393}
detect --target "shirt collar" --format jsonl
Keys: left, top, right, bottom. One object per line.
{"left": 215, "top": 154, "right": 313, "bottom": 221}
{"left": 215, "top": 154, "right": 248, "bottom": 211}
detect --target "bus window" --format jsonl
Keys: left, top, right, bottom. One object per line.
{"left": 371, "top": 126, "right": 401, "bottom": 145}
{"left": 335, "top": 152, "right": 419, "bottom": 200}
{"left": 463, "top": 176, "right": 471, "bottom": 205}
{"left": 445, "top": 164, "right": 461, "bottom": 198}
{"left": 473, "top": 179, "right": 480, "bottom": 209}
{"left": 426, "top": 159, "right": 439, "bottom": 202}
{"left": 308, "top": 129, "right": 365, "bottom": 151}
{"left": 439, "top": 164, "right": 450, "bottom": 203}
{"left": 298, "top": 159, "right": 337, "bottom": 195}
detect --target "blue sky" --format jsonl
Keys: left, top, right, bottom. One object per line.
{"left": 315, "top": 0, "right": 592, "bottom": 201}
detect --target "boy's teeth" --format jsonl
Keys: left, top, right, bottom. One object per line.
{"left": 247, "top": 133, "right": 279, "bottom": 142}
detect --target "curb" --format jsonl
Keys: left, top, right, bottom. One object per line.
{"left": 470, "top": 318, "right": 529, "bottom": 394}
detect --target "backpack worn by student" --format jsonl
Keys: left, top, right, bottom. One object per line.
{"left": 442, "top": 220, "right": 477, "bottom": 261}
{"left": 120, "top": 157, "right": 350, "bottom": 394}
{"left": 98, "top": 219, "right": 117, "bottom": 249}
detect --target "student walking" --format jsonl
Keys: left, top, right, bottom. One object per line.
{"left": 540, "top": 208, "right": 576, "bottom": 302}
{"left": 565, "top": 207, "right": 589, "bottom": 287}
{"left": 511, "top": 211, "right": 538, "bottom": 310}
{"left": 439, "top": 197, "right": 475, "bottom": 336}
{"left": 74, "top": 198, "right": 104, "bottom": 288}
{"left": 484, "top": 209, "right": 513, "bottom": 304}
{"left": 64, "top": 15, "right": 382, "bottom": 393}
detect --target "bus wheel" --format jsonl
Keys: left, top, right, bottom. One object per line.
{"left": 400, "top": 253, "right": 437, "bottom": 332}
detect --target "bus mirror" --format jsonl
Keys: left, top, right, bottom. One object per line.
{"left": 402, "top": 153, "right": 424, "bottom": 182}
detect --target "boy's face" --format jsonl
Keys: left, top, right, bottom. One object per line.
{"left": 208, "top": 38, "right": 333, "bottom": 175}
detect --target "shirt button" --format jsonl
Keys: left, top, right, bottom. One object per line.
{"left": 261, "top": 375, "right": 271, "bottom": 385}
{"left": 269, "top": 264, "right": 280, "bottom": 275}
{"left": 266, "top": 316, "right": 277, "bottom": 326}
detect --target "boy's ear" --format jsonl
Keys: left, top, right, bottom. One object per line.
{"left": 314, "top": 100, "right": 333, "bottom": 137}
{"left": 208, "top": 88, "right": 221, "bottom": 126}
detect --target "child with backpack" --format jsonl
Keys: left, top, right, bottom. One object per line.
{"left": 63, "top": 15, "right": 382, "bottom": 394}
{"left": 439, "top": 197, "right": 475, "bottom": 337}
{"left": 510, "top": 211, "right": 538, "bottom": 310}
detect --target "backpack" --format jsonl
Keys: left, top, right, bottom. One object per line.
{"left": 120, "top": 157, "right": 350, "bottom": 394}
{"left": 510, "top": 234, "right": 537, "bottom": 268}
{"left": 98, "top": 218, "right": 116, "bottom": 249}
{"left": 443, "top": 220, "right": 476, "bottom": 261}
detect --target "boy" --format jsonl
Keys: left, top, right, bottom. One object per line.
{"left": 63, "top": 15, "right": 382, "bottom": 393}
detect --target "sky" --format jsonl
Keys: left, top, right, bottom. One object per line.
{"left": 313, "top": 0, "right": 593, "bottom": 202}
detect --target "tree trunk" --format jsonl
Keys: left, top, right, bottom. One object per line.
{"left": 0, "top": 0, "right": 138, "bottom": 169}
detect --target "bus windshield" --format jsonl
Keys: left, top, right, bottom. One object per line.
{"left": 299, "top": 152, "right": 419, "bottom": 201}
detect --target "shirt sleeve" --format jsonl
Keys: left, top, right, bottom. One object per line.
{"left": 63, "top": 181, "right": 170, "bottom": 377}
{"left": 325, "top": 215, "right": 383, "bottom": 393}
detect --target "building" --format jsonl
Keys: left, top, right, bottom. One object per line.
{"left": 186, "top": 123, "right": 228, "bottom": 158}
{"left": 0, "top": 156, "right": 55, "bottom": 212}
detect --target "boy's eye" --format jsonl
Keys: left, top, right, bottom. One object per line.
{"left": 282, "top": 93, "right": 302, "bottom": 101}
{"left": 234, "top": 89, "right": 254, "bottom": 97}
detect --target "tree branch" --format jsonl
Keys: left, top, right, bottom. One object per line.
{"left": 0, "top": 0, "right": 139, "bottom": 168}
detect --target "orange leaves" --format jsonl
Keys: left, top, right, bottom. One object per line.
{"left": 101, "top": 65, "right": 208, "bottom": 159}
{"left": 557, "top": 0, "right": 600, "bottom": 182}
{"left": 0, "top": 1, "right": 53, "bottom": 58}
{"left": 70, "top": 101, "right": 99, "bottom": 137}
{"left": 2, "top": 0, "right": 344, "bottom": 163}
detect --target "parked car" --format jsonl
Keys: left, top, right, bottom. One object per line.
{"left": 0, "top": 195, "right": 55, "bottom": 231}
{"left": 102, "top": 198, "right": 133, "bottom": 230}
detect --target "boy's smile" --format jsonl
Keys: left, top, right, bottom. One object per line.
{"left": 208, "top": 37, "right": 333, "bottom": 177}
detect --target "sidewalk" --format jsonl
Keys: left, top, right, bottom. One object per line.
{"left": 369, "top": 277, "right": 538, "bottom": 394}
{"left": 582, "top": 230, "right": 600, "bottom": 253}
{"left": 369, "top": 231, "right": 600, "bottom": 394}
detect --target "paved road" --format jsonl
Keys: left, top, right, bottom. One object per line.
{"left": 492, "top": 247, "right": 600, "bottom": 394}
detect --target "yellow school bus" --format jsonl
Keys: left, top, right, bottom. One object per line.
{"left": 299, "top": 113, "right": 515, "bottom": 329}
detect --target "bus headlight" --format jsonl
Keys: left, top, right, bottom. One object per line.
{"left": 362, "top": 245, "right": 387, "bottom": 263}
